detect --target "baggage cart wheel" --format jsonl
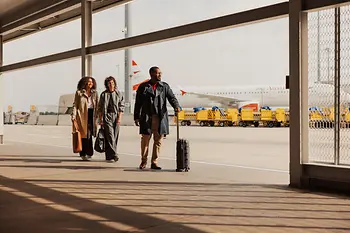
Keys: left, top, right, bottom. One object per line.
{"left": 254, "top": 122, "right": 259, "bottom": 127}
{"left": 241, "top": 122, "right": 247, "bottom": 127}
{"left": 267, "top": 122, "right": 274, "bottom": 128}
{"left": 200, "top": 121, "right": 205, "bottom": 127}
{"left": 187, "top": 121, "right": 191, "bottom": 126}
{"left": 181, "top": 121, "right": 186, "bottom": 126}
{"left": 219, "top": 122, "right": 224, "bottom": 127}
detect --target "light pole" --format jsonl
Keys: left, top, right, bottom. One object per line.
{"left": 116, "top": 64, "right": 120, "bottom": 77}
{"left": 124, "top": 4, "right": 132, "bottom": 114}
{"left": 325, "top": 48, "right": 330, "bottom": 83}
{"left": 317, "top": 11, "right": 321, "bottom": 83}
{"left": 116, "top": 64, "right": 120, "bottom": 88}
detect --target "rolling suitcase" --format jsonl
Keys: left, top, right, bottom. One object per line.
{"left": 176, "top": 112, "right": 190, "bottom": 172}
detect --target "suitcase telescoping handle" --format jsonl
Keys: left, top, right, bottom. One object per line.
{"left": 176, "top": 110, "right": 180, "bottom": 141}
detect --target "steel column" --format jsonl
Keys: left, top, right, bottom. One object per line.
{"left": 301, "top": 11, "right": 309, "bottom": 164}
{"left": 289, "top": 0, "right": 305, "bottom": 187}
{"left": 0, "top": 35, "right": 3, "bottom": 144}
{"left": 81, "top": 0, "right": 92, "bottom": 77}
{"left": 334, "top": 7, "right": 341, "bottom": 165}
{"left": 124, "top": 3, "right": 132, "bottom": 114}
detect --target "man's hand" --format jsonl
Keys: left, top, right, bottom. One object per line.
{"left": 175, "top": 107, "right": 181, "bottom": 114}
{"left": 135, "top": 119, "right": 140, "bottom": 126}
{"left": 71, "top": 115, "right": 76, "bottom": 121}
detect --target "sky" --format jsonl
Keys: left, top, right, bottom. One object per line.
{"left": 2, "top": 0, "right": 290, "bottom": 112}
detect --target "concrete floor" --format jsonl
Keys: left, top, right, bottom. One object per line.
{"left": 1, "top": 125, "right": 290, "bottom": 183}
{"left": 1, "top": 125, "right": 350, "bottom": 232}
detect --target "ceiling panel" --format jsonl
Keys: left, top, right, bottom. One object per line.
{"left": 0, "top": 0, "right": 39, "bottom": 18}
{"left": 0, "top": 0, "right": 130, "bottom": 43}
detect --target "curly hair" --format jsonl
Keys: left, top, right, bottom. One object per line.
{"left": 149, "top": 66, "right": 160, "bottom": 74}
{"left": 104, "top": 76, "right": 118, "bottom": 90}
{"left": 77, "top": 76, "right": 97, "bottom": 90}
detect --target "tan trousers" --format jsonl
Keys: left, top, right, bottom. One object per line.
{"left": 141, "top": 115, "right": 163, "bottom": 165}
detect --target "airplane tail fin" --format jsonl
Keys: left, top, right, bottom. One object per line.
{"left": 131, "top": 60, "right": 142, "bottom": 77}
{"left": 177, "top": 85, "right": 187, "bottom": 96}
{"left": 131, "top": 60, "right": 149, "bottom": 91}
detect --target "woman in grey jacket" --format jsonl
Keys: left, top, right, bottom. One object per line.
{"left": 98, "top": 76, "right": 125, "bottom": 162}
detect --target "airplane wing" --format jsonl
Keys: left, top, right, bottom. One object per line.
{"left": 181, "top": 90, "right": 247, "bottom": 107}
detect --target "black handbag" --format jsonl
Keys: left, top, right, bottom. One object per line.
{"left": 94, "top": 127, "right": 105, "bottom": 153}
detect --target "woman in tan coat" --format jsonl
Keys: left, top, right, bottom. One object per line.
{"left": 71, "top": 76, "right": 99, "bottom": 161}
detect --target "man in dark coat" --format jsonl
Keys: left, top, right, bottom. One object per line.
{"left": 134, "top": 66, "right": 180, "bottom": 170}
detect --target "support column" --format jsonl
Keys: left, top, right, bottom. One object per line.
{"left": 81, "top": 0, "right": 92, "bottom": 77}
{"left": 289, "top": 0, "right": 308, "bottom": 187}
{"left": 124, "top": 3, "right": 132, "bottom": 114}
{"left": 334, "top": 7, "right": 341, "bottom": 165}
{"left": 0, "top": 35, "right": 3, "bottom": 144}
{"left": 301, "top": 11, "right": 309, "bottom": 165}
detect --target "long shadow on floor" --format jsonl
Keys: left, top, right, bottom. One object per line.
{"left": 0, "top": 164, "right": 127, "bottom": 170}
{"left": 0, "top": 157, "right": 105, "bottom": 163}
{"left": 0, "top": 154, "right": 75, "bottom": 158}
{"left": 0, "top": 176, "right": 208, "bottom": 233}
{"left": 1, "top": 177, "right": 350, "bottom": 232}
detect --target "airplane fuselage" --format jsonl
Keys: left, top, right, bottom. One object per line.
{"left": 59, "top": 83, "right": 350, "bottom": 115}
{"left": 169, "top": 83, "right": 350, "bottom": 110}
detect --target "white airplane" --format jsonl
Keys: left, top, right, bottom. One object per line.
{"left": 172, "top": 83, "right": 350, "bottom": 111}
{"left": 130, "top": 60, "right": 350, "bottom": 112}
{"left": 316, "top": 76, "right": 350, "bottom": 94}
{"left": 58, "top": 60, "right": 350, "bottom": 114}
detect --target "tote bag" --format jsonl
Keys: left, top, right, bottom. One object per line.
{"left": 94, "top": 127, "right": 105, "bottom": 153}
{"left": 72, "top": 120, "right": 82, "bottom": 153}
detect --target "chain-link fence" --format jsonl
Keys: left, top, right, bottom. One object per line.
{"left": 307, "top": 5, "right": 350, "bottom": 166}
{"left": 339, "top": 6, "right": 350, "bottom": 166}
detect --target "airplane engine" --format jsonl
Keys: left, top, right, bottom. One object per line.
{"left": 237, "top": 101, "right": 260, "bottom": 112}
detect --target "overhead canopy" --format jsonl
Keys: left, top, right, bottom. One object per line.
{"left": 0, "top": 0, "right": 131, "bottom": 43}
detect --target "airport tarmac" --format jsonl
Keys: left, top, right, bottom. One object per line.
{"left": 1, "top": 125, "right": 289, "bottom": 184}
{"left": 2, "top": 125, "right": 350, "bottom": 182}
{"left": 2, "top": 125, "right": 350, "bottom": 233}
